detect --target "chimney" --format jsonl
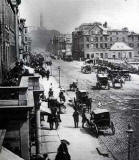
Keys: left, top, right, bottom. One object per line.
{"left": 103, "top": 22, "right": 107, "bottom": 28}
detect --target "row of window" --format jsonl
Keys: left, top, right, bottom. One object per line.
{"left": 86, "top": 43, "right": 108, "bottom": 49}
{"left": 86, "top": 53, "right": 108, "bottom": 59}
{"left": 87, "top": 36, "right": 126, "bottom": 42}
{"left": 129, "top": 43, "right": 139, "bottom": 48}
{"left": 87, "top": 36, "right": 108, "bottom": 42}
{"left": 86, "top": 36, "right": 139, "bottom": 43}
{"left": 86, "top": 42, "right": 139, "bottom": 49}
{"left": 86, "top": 52, "right": 133, "bottom": 59}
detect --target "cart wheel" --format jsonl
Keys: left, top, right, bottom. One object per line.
{"left": 110, "top": 122, "right": 115, "bottom": 135}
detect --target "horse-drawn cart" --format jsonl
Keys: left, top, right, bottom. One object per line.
{"left": 108, "top": 70, "right": 123, "bottom": 88}
{"left": 85, "top": 109, "right": 115, "bottom": 137}
{"left": 81, "top": 64, "right": 92, "bottom": 74}
{"left": 74, "top": 89, "right": 92, "bottom": 112}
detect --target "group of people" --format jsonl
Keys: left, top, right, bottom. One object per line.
{"left": 47, "top": 87, "right": 66, "bottom": 130}
{"left": 47, "top": 107, "right": 61, "bottom": 130}
{"left": 72, "top": 108, "right": 87, "bottom": 128}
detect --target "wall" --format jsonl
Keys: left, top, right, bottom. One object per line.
{"left": 0, "top": 0, "right": 17, "bottom": 81}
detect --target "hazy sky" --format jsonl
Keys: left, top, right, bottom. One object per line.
{"left": 19, "top": 0, "right": 139, "bottom": 33}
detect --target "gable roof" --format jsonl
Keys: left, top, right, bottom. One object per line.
{"left": 110, "top": 42, "right": 133, "bottom": 51}
{"left": 88, "top": 23, "right": 109, "bottom": 35}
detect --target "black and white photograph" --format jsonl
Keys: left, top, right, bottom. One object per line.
{"left": 0, "top": 0, "right": 139, "bottom": 160}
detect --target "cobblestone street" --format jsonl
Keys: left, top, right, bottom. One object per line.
{"left": 52, "top": 60, "right": 139, "bottom": 160}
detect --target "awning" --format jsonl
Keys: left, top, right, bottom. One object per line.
{"left": 0, "top": 147, "right": 24, "bottom": 160}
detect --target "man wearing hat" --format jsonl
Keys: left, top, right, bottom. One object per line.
{"left": 55, "top": 139, "right": 71, "bottom": 160}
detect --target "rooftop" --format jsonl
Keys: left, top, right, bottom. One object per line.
{"left": 110, "top": 42, "right": 133, "bottom": 51}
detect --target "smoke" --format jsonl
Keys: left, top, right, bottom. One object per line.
{"left": 20, "top": 0, "right": 139, "bottom": 33}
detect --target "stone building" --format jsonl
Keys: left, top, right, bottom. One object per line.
{"left": 52, "top": 34, "right": 72, "bottom": 58}
{"left": 19, "top": 18, "right": 32, "bottom": 64}
{"left": 0, "top": 0, "right": 21, "bottom": 83}
{"left": 0, "top": 76, "right": 44, "bottom": 160}
{"left": 109, "top": 42, "right": 134, "bottom": 60}
{"left": 72, "top": 22, "right": 139, "bottom": 61}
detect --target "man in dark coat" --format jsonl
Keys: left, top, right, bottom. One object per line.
{"left": 55, "top": 140, "right": 71, "bottom": 160}
{"left": 72, "top": 109, "right": 79, "bottom": 128}
{"left": 46, "top": 70, "right": 50, "bottom": 80}
{"left": 82, "top": 108, "right": 87, "bottom": 128}
{"left": 48, "top": 88, "right": 53, "bottom": 97}
{"left": 47, "top": 114, "right": 54, "bottom": 130}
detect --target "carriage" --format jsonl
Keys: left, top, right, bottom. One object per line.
{"left": 96, "top": 66, "right": 110, "bottom": 89}
{"left": 96, "top": 74, "right": 110, "bottom": 90}
{"left": 81, "top": 64, "right": 92, "bottom": 74}
{"left": 108, "top": 70, "right": 124, "bottom": 88}
{"left": 86, "top": 109, "right": 115, "bottom": 137}
{"left": 75, "top": 89, "right": 92, "bottom": 112}
{"left": 119, "top": 70, "right": 131, "bottom": 81}
{"left": 69, "top": 81, "right": 78, "bottom": 91}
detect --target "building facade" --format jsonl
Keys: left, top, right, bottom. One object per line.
{"left": 19, "top": 18, "right": 32, "bottom": 64}
{"left": 0, "top": 0, "right": 21, "bottom": 83}
{"left": 52, "top": 34, "right": 72, "bottom": 58}
{"left": 72, "top": 22, "right": 139, "bottom": 61}
{"left": 109, "top": 42, "right": 134, "bottom": 60}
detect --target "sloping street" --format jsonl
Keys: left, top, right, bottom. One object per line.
{"left": 51, "top": 59, "right": 139, "bottom": 160}
{"left": 40, "top": 76, "right": 113, "bottom": 160}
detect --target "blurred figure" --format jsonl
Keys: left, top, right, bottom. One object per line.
{"left": 48, "top": 88, "right": 53, "bottom": 97}
{"left": 82, "top": 108, "right": 87, "bottom": 128}
{"left": 72, "top": 109, "right": 79, "bottom": 128}
{"left": 46, "top": 70, "right": 50, "bottom": 80}
{"left": 47, "top": 114, "right": 54, "bottom": 130}
{"left": 59, "top": 90, "right": 65, "bottom": 102}
{"left": 55, "top": 139, "right": 71, "bottom": 160}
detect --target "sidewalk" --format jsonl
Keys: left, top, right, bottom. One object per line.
{"left": 39, "top": 76, "right": 113, "bottom": 160}
{"left": 39, "top": 76, "right": 70, "bottom": 160}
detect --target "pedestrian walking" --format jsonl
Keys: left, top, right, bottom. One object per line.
{"left": 47, "top": 114, "right": 54, "bottom": 130}
{"left": 59, "top": 90, "right": 65, "bottom": 102}
{"left": 52, "top": 108, "right": 60, "bottom": 129}
{"left": 57, "top": 111, "right": 62, "bottom": 123}
{"left": 55, "top": 139, "right": 71, "bottom": 160}
{"left": 82, "top": 108, "right": 87, "bottom": 128}
{"left": 72, "top": 109, "right": 79, "bottom": 128}
{"left": 48, "top": 88, "right": 53, "bottom": 97}
{"left": 46, "top": 69, "right": 50, "bottom": 80}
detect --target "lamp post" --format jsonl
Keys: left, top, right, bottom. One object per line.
{"left": 51, "top": 64, "right": 52, "bottom": 76}
{"left": 58, "top": 66, "right": 61, "bottom": 88}
{"left": 126, "top": 124, "right": 134, "bottom": 160}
